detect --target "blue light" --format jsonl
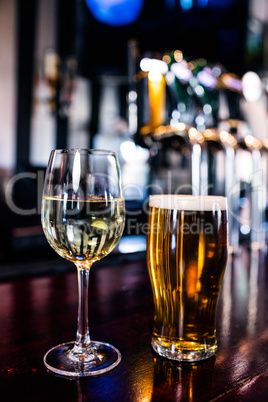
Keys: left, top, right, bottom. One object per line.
{"left": 197, "top": 0, "right": 208, "bottom": 7}
{"left": 85, "top": 0, "right": 143, "bottom": 27}
{"left": 180, "top": 0, "right": 193, "bottom": 11}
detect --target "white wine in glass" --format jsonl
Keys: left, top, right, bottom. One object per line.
{"left": 41, "top": 149, "right": 125, "bottom": 377}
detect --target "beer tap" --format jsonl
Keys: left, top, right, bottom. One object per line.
{"left": 202, "top": 124, "right": 266, "bottom": 253}
{"left": 166, "top": 59, "right": 242, "bottom": 253}
{"left": 220, "top": 71, "right": 267, "bottom": 252}
{"left": 243, "top": 135, "right": 267, "bottom": 252}
{"left": 135, "top": 52, "right": 205, "bottom": 196}
{"left": 201, "top": 128, "right": 239, "bottom": 254}
{"left": 138, "top": 122, "right": 204, "bottom": 196}
{"left": 202, "top": 66, "right": 268, "bottom": 252}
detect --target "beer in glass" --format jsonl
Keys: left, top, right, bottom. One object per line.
{"left": 147, "top": 195, "right": 228, "bottom": 362}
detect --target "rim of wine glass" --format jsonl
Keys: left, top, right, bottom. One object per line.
{"left": 51, "top": 148, "right": 118, "bottom": 156}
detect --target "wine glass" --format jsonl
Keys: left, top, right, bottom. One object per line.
{"left": 41, "top": 149, "right": 125, "bottom": 377}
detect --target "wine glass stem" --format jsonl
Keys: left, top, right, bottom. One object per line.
{"left": 73, "top": 265, "right": 93, "bottom": 354}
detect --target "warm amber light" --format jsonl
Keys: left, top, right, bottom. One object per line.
{"left": 189, "top": 127, "right": 204, "bottom": 143}
{"left": 148, "top": 72, "right": 166, "bottom": 127}
{"left": 163, "top": 54, "right": 171, "bottom": 64}
{"left": 245, "top": 135, "right": 262, "bottom": 149}
{"left": 174, "top": 50, "right": 183, "bottom": 62}
{"left": 177, "top": 122, "right": 186, "bottom": 131}
{"left": 155, "top": 125, "right": 167, "bottom": 135}
{"left": 203, "top": 129, "right": 214, "bottom": 138}
{"left": 189, "top": 127, "right": 198, "bottom": 137}
{"left": 188, "top": 62, "right": 194, "bottom": 70}
{"left": 245, "top": 135, "right": 254, "bottom": 146}
{"left": 148, "top": 70, "right": 163, "bottom": 83}
{"left": 220, "top": 131, "right": 229, "bottom": 141}
{"left": 262, "top": 139, "right": 268, "bottom": 149}
{"left": 229, "top": 136, "right": 237, "bottom": 146}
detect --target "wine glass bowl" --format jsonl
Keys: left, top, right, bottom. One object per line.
{"left": 41, "top": 149, "right": 125, "bottom": 377}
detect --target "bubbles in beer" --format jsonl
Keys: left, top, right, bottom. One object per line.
{"left": 147, "top": 195, "right": 228, "bottom": 361}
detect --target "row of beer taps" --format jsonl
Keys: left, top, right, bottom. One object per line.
{"left": 134, "top": 49, "right": 268, "bottom": 254}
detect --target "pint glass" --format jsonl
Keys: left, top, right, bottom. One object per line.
{"left": 147, "top": 195, "right": 228, "bottom": 362}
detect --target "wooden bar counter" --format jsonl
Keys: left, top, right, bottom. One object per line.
{"left": 0, "top": 247, "right": 268, "bottom": 401}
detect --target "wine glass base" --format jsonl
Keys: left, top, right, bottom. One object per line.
{"left": 44, "top": 341, "right": 121, "bottom": 377}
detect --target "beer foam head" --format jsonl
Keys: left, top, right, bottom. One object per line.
{"left": 149, "top": 195, "right": 227, "bottom": 211}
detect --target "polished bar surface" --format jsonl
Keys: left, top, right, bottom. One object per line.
{"left": 0, "top": 248, "right": 268, "bottom": 401}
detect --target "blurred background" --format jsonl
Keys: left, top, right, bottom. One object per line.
{"left": 1, "top": 0, "right": 268, "bottom": 278}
